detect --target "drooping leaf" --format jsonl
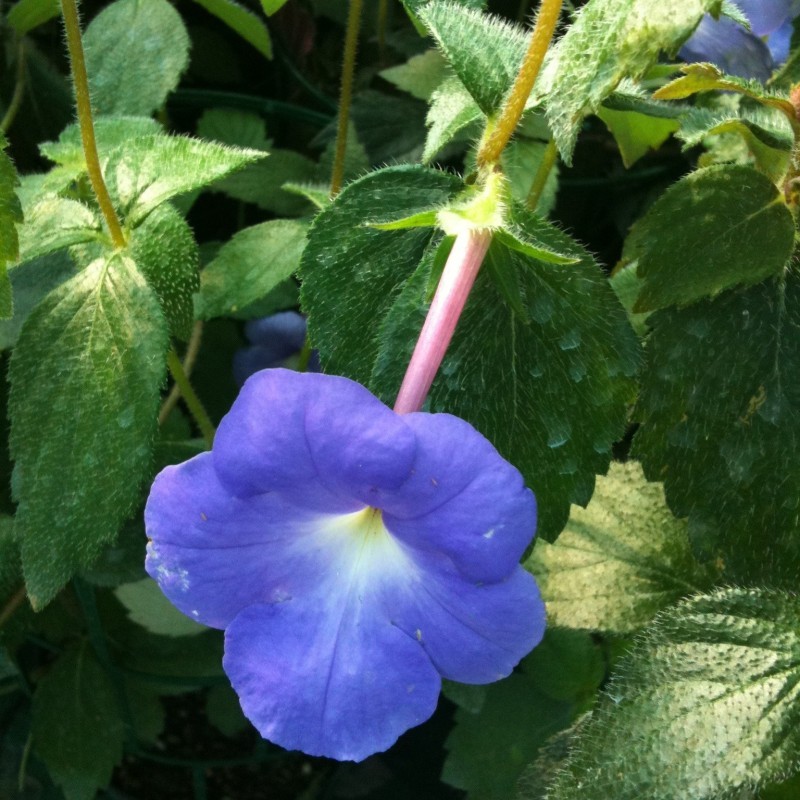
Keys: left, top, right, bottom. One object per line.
{"left": 418, "top": 1, "right": 528, "bottom": 116}
{"left": 197, "top": 219, "right": 307, "bottom": 319}
{"left": 301, "top": 165, "right": 462, "bottom": 377}
{"left": 626, "top": 164, "right": 794, "bottom": 312}
{"left": 15, "top": 197, "right": 101, "bottom": 265}
{"left": 83, "top": 0, "right": 190, "bottom": 116}
{"left": 633, "top": 267, "right": 800, "bottom": 585}
{"left": 371, "top": 209, "right": 641, "bottom": 539}
{"left": 543, "top": 588, "right": 800, "bottom": 800}
{"left": 102, "top": 134, "right": 265, "bottom": 224}
{"left": 115, "top": 578, "right": 207, "bottom": 637}
{"left": 9, "top": 253, "right": 168, "bottom": 608}
{"left": 128, "top": 203, "right": 199, "bottom": 340}
{"left": 32, "top": 643, "right": 124, "bottom": 800}
{"left": 192, "top": 0, "right": 272, "bottom": 58}
{"left": 543, "top": 0, "right": 721, "bottom": 161}
{"left": 528, "top": 461, "right": 711, "bottom": 633}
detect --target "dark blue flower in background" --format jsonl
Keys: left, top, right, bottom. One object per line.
{"left": 145, "top": 370, "right": 545, "bottom": 761}
{"left": 233, "top": 311, "right": 318, "bottom": 386}
{"left": 680, "top": 0, "right": 800, "bottom": 81}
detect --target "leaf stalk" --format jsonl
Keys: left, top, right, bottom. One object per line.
{"left": 60, "top": 0, "right": 126, "bottom": 248}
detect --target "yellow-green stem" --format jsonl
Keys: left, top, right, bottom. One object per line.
{"left": 526, "top": 137, "right": 558, "bottom": 210}
{"left": 377, "top": 0, "right": 389, "bottom": 63}
{"left": 60, "top": 0, "right": 126, "bottom": 248}
{"left": 159, "top": 322, "right": 204, "bottom": 427}
{"left": 0, "top": 42, "right": 26, "bottom": 134}
{"left": 477, "top": 0, "right": 562, "bottom": 169}
{"left": 330, "top": 0, "right": 364, "bottom": 197}
{"left": 0, "top": 585, "right": 26, "bottom": 629}
{"left": 167, "top": 348, "right": 215, "bottom": 448}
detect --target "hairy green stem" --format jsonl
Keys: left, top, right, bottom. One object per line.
{"left": 0, "top": 42, "right": 26, "bottom": 134}
{"left": 60, "top": 0, "right": 126, "bottom": 248}
{"left": 330, "top": 0, "right": 364, "bottom": 196}
{"left": 477, "top": 0, "right": 562, "bottom": 169}
{"left": 167, "top": 348, "right": 215, "bottom": 448}
{"left": 526, "top": 137, "right": 558, "bottom": 210}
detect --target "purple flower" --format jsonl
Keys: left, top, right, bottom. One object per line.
{"left": 680, "top": 1, "right": 800, "bottom": 81}
{"left": 233, "top": 311, "right": 318, "bottom": 386}
{"left": 145, "top": 369, "right": 545, "bottom": 761}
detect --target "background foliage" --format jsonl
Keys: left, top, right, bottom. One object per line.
{"left": 0, "top": 0, "right": 799, "bottom": 798}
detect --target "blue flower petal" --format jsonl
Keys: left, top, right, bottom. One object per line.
{"left": 213, "top": 369, "right": 416, "bottom": 509}
{"left": 735, "top": 0, "right": 794, "bottom": 36}
{"left": 245, "top": 311, "right": 307, "bottom": 350}
{"left": 382, "top": 412, "right": 536, "bottom": 583}
{"left": 145, "top": 452, "right": 340, "bottom": 627}
{"left": 768, "top": 19, "right": 794, "bottom": 63}
{"left": 680, "top": 14, "right": 774, "bottom": 80}
{"left": 384, "top": 556, "right": 545, "bottom": 683}
{"left": 222, "top": 515, "right": 441, "bottom": 761}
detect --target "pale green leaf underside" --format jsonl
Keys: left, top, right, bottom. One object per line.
{"left": 627, "top": 164, "right": 795, "bottom": 312}
{"left": 633, "top": 268, "right": 800, "bottom": 585}
{"left": 380, "top": 49, "right": 449, "bottom": 102}
{"left": 32, "top": 644, "right": 125, "bottom": 800}
{"left": 543, "top": 0, "right": 721, "bottom": 161}
{"left": 544, "top": 588, "right": 800, "bottom": 800}
{"left": 116, "top": 578, "right": 207, "bottom": 637}
{"left": 424, "top": 75, "right": 483, "bottom": 162}
{"left": 9, "top": 254, "right": 168, "bottom": 608}
{"left": 418, "top": 1, "right": 527, "bottom": 116}
{"left": 84, "top": 0, "right": 190, "bottom": 116}
{"left": 198, "top": 218, "right": 307, "bottom": 319}
{"left": 528, "top": 461, "right": 708, "bottom": 633}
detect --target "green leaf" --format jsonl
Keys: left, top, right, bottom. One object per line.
{"left": 0, "top": 517, "right": 21, "bottom": 605}
{"left": 627, "top": 164, "right": 794, "bottom": 312}
{"left": 40, "top": 116, "right": 162, "bottom": 171}
{"left": 544, "top": 588, "right": 800, "bottom": 800}
{"left": 654, "top": 62, "right": 798, "bottom": 122}
{"left": 418, "top": 1, "right": 528, "bottom": 116}
{"left": 301, "top": 165, "right": 462, "bottom": 381}
{"left": 0, "top": 251, "right": 74, "bottom": 351}
{"left": 15, "top": 197, "right": 101, "bottom": 265}
{"left": 197, "top": 219, "right": 307, "bottom": 319}
{"left": 115, "top": 578, "right": 207, "bottom": 637}
{"left": 424, "top": 75, "right": 483, "bottom": 162}
{"left": 380, "top": 49, "right": 449, "bottom": 102}
{"left": 6, "top": 0, "right": 59, "bottom": 35}
{"left": 676, "top": 105, "right": 794, "bottom": 182}
{"left": 544, "top": 0, "right": 721, "bottom": 162}
{"left": 128, "top": 203, "right": 199, "bottom": 340}
{"left": 444, "top": 665, "right": 572, "bottom": 800}
{"left": 0, "top": 133, "right": 22, "bottom": 318}
{"left": 527, "top": 461, "right": 710, "bottom": 633}
{"left": 501, "top": 136, "right": 560, "bottom": 216}
{"left": 597, "top": 100, "right": 680, "bottom": 168}
{"left": 32, "top": 643, "right": 124, "bottom": 800}
{"left": 102, "top": 134, "right": 265, "bottom": 224}
{"left": 633, "top": 267, "right": 800, "bottom": 585}
{"left": 206, "top": 684, "right": 249, "bottom": 737}
{"left": 9, "top": 253, "right": 168, "bottom": 608}
{"left": 259, "top": 0, "right": 289, "bottom": 13}
{"left": 371, "top": 210, "right": 641, "bottom": 540}
{"left": 609, "top": 260, "right": 650, "bottom": 338}
{"left": 192, "top": 0, "right": 272, "bottom": 58}
{"left": 83, "top": 0, "right": 190, "bottom": 116}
